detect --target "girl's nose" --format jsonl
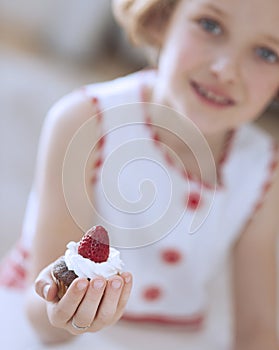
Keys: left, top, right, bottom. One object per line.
{"left": 210, "top": 54, "right": 240, "bottom": 84}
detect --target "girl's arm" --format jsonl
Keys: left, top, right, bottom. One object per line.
{"left": 24, "top": 90, "right": 132, "bottom": 344}
{"left": 232, "top": 160, "right": 279, "bottom": 350}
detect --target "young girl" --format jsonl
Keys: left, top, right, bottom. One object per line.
{"left": 1, "top": 0, "right": 279, "bottom": 349}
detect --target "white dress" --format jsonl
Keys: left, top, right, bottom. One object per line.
{"left": 1, "top": 70, "right": 278, "bottom": 349}
{"left": 84, "top": 70, "right": 278, "bottom": 321}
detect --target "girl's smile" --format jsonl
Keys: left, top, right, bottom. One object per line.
{"left": 190, "top": 80, "right": 235, "bottom": 108}
{"left": 153, "top": 0, "right": 279, "bottom": 135}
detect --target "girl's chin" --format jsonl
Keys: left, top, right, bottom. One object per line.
{"left": 169, "top": 104, "right": 231, "bottom": 135}
{"left": 185, "top": 117, "right": 225, "bottom": 135}
{"left": 199, "top": 126, "right": 231, "bottom": 138}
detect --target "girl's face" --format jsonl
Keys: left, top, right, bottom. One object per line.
{"left": 154, "top": 0, "right": 279, "bottom": 134}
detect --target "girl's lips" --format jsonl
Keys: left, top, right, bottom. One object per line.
{"left": 191, "top": 81, "right": 235, "bottom": 108}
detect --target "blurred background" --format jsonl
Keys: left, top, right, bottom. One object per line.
{"left": 0, "top": 0, "right": 278, "bottom": 260}
{"left": 0, "top": 0, "right": 147, "bottom": 259}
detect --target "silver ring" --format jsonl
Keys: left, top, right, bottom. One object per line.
{"left": 71, "top": 318, "right": 91, "bottom": 331}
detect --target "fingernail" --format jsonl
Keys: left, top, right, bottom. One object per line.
{"left": 124, "top": 275, "right": 131, "bottom": 284}
{"left": 121, "top": 273, "right": 131, "bottom": 284}
{"left": 93, "top": 279, "right": 105, "bottom": 290}
{"left": 43, "top": 284, "right": 50, "bottom": 299}
{"left": 112, "top": 279, "right": 122, "bottom": 289}
{"left": 77, "top": 279, "right": 88, "bottom": 291}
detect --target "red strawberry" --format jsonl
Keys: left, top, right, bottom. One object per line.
{"left": 78, "top": 225, "right": 110, "bottom": 263}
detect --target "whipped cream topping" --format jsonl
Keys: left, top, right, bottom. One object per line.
{"left": 64, "top": 241, "right": 124, "bottom": 279}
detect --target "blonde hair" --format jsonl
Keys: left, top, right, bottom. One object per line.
{"left": 113, "top": 0, "right": 279, "bottom": 103}
{"left": 112, "top": 0, "right": 179, "bottom": 49}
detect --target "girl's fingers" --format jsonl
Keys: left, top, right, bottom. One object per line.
{"left": 36, "top": 268, "right": 133, "bottom": 333}
{"left": 70, "top": 272, "right": 133, "bottom": 332}
{"left": 42, "top": 282, "right": 58, "bottom": 302}
{"left": 92, "top": 275, "right": 124, "bottom": 330}
{"left": 35, "top": 264, "right": 57, "bottom": 301}
{"left": 70, "top": 277, "right": 107, "bottom": 330}
{"left": 49, "top": 278, "right": 89, "bottom": 327}
{"left": 115, "top": 272, "right": 133, "bottom": 316}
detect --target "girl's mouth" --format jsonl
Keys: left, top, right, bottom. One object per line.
{"left": 191, "top": 81, "right": 235, "bottom": 108}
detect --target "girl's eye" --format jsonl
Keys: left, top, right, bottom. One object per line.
{"left": 198, "top": 18, "right": 222, "bottom": 35}
{"left": 256, "top": 47, "right": 278, "bottom": 63}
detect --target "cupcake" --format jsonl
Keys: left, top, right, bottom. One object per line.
{"left": 52, "top": 225, "right": 124, "bottom": 299}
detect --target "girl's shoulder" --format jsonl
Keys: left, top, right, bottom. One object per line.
{"left": 83, "top": 69, "right": 156, "bottom": 106}
{"left": 35, "top": 69, "right": 156, "bottom": 183}
{"left": 45, "top": 69, "right": 155, "bottom": 137}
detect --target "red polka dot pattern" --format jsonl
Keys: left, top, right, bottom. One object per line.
{"left": 186, "top": 192, "right": 201, "bottom": 210}
{"left": 92, "top": 97, "right": 98, "bottom": 105}
{"left": 96, "top": 136, "right": 105, "bottom": 149}
{"left": 164, "top": 152, "right": 175, "bottom": 166}
{"left": 161, "top": 248, "right": 182, "bottom": 264}
{"left": 143, "top": 286, "right": 162, "bottom": 301}
{"left": 94, "top": 157, "right": 103, "bottom": 169}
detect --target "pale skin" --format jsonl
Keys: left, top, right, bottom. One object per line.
{"left": 25, "top": 92, "right": 133, "bottom": 344}
{"left": 26, "top": 0, "right": 279, "bottom": 348}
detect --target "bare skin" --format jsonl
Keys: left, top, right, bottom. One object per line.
{"left": 25, "top": 0, "right": 279, "bottom": 347}
{"left": 24, "top": 91, "right": 133, "bottom": 344}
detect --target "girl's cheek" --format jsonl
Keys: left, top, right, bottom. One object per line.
{"left": 250, "top": 68, "right": 279, "bottom": 100}
{"left": 177, "top": 40, "right": 207, "bottom": 67}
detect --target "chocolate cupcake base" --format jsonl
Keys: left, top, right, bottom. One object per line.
{"left": 51, "top": 256, "right": 78, "bottom": 299}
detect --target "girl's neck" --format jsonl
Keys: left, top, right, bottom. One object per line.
{"left": 144, "top": 83, "right": 234, "bottom": 185}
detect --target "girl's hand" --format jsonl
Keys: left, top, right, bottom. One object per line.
{"left": 34, "top": 261, "right": 133, "bottom": 335}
